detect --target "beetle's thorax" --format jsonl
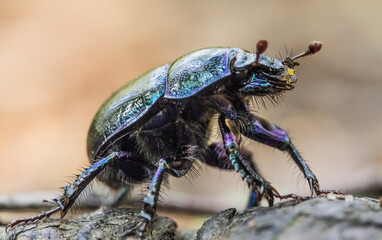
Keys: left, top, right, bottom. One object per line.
{"left": 135, "top": 101, "right": 212, "bottom": 164}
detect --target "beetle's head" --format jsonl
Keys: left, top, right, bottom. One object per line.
{"left": 237, "top": 40, "right": 322, "bottom": 96}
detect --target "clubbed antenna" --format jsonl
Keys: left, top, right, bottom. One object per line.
{"left": 254, "top": 40, "right": 268, "bottom": 66}
{"left": 291, "top": 41, "right": 322, "bottom": 61}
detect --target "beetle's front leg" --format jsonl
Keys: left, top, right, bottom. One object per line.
{"left": 237, "top": 113, "right": 320, "bottom": 196}
{"left": 218, "top": 115, "right": 279, "bottom": 206}
{"left": 206, "top": 142, "right": 264, "bottom": 207}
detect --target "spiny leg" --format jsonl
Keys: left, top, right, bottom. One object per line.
{"left": 218, "top": 114, "right": 279, "bottom": 206}
{"left": 122, "top": 159, "right": 170, "bottom": 239}
{"left": 235, "top": 111, "right": 321, "bottom": 196}
{"left": 6, "top": 151, "right": 125, "bottom": 232}
{"left": 205, "top": 142, "right": 262, "bottom": 207}
{"left": 139, "top": 159, "right": 169, "bottom": 235}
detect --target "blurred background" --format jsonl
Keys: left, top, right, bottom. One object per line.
{"left": 0, "top": 0, "right": 381, "bottom": 230}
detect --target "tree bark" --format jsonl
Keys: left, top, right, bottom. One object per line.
{"left": 2, "top": 197, "right": 381, "bottom": 240}
{"left": 3, "top": 208, "right": 177, "bottom": 240}
{"left": 196, "top": 197, "right": 382, "bottom": 240}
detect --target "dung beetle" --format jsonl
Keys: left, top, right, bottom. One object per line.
{"left": 7, "top": 40, "right": 333, "bottom": 238}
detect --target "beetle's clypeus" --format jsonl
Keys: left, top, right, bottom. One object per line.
{"left": 8, "top": 40, "right": 330, "bottom": 238}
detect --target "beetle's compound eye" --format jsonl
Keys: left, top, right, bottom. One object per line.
{"left": 282, "top": 57, "right": 296, "bottom": 69}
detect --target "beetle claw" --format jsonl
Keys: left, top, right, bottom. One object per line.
{"left": 256, "top": 182, "right": 280, "bottom": 207}
{"left": 306, "top": 175, "right": 320, "bottom": 197}
{"left": 121, "top": 219, "right": 151, "bottom": 240}
{"left": 308, "top": 178, "right": 314, "bottom": 197}
{"left": 5, "top": 206, "right": 62, "bottom": 233}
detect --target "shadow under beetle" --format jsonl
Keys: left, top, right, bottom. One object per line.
{"left": 7, "top": 40, "right": 336, "bottom": 238}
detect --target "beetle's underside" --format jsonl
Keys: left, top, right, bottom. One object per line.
{"left": 7, "top": 41, "right": 341, "bottom": 239}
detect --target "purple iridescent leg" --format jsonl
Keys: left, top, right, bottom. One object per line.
{"left": 218, "top": 115, "right": 279, "bottom": 206}
{"left": 205, "top": 142, "right": 263, "bottom": 207}
{"left": 238, "top": 113, "right": 320, "bottom": 196}
{"left": 6, "top": 151, "right": 125, "bottom": 232}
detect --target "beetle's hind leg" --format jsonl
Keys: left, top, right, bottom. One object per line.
{"left": 6, "top": 151, "right": 125, "bottom": 232}
{"left": 217, "top": 115, "right": 279, "bottom": 206}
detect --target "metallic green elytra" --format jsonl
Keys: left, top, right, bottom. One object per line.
{"left": 87, "top": 64, "right": 170, "bottom": 159}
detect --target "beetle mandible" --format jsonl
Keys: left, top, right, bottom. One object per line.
{"left": 8, "top": 40, "right": 329, "bottom": 238}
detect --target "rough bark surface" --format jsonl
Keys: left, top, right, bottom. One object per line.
{"left": 196, "top": 197, "right": 382, "bottom": 240}
{"left": 1, "top": 197, "right": 381, "bottom": 240}
{"left": 2, "top": 208, "right": 177, "bottom": 240}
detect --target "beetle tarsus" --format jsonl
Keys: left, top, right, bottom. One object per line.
{"left": 134, "top": 159, "right": 169, "bottom": 238}
{"left": 120, "top": 221, "right": 147, "bottom": 240}
{"left": 5, "top": 206, "right": 61, "bottom": 233}
{"left": 6, "top": 152, "right": 122, "bottom": 233}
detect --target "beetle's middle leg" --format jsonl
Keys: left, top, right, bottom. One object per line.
{"left": 217, "top": 114, "right": 279, "bottom": 206}
{"left": 205, "top": 142, "right": 263, "bottom": 207}
{"left": 123, "top": 155, "right": 188, "bottom": 238}
{"left": 131, "top": 159, "right": 170, "bottom": 238}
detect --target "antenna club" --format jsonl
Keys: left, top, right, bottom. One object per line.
{"left": 256, "top": 40, "right": 268, "bottom": 54}
{"left": 308, "top": 41, "right": 323, "bottom": 54}
{"left": 291, "top": 40, "right": 323, "bottom": 61}
{"left": 254, "top": 40, "right": 268, "bottom": 66}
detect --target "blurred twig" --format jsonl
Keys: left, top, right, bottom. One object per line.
{"left": 0, "top": 190, "right": 227, "bottom": 214}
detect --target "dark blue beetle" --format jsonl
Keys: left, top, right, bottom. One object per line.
{"left": 8, "top": 40, "right": 327, "bottom": 237}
